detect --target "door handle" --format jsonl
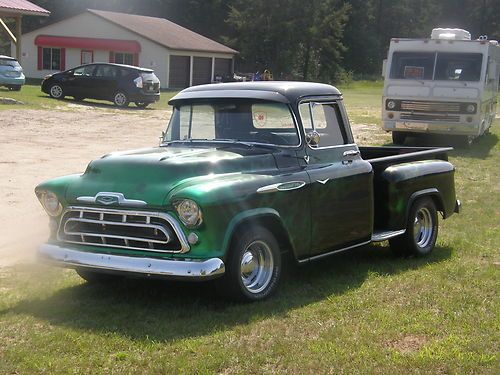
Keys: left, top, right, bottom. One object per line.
{"left": 342, "top": 150, "right": 360, "bottom": 158}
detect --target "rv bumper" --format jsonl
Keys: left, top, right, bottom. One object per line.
{"left": 383, "top": 120, "right": 480, "bottom": 136}
{"left": 38, "top": 244, "right": 225, "bottom": 280}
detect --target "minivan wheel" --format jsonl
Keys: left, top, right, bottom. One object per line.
{"left": 49, "top": 84, "right": 64, "bottom": 99}
{"left": 389, "top": 197, "right": 438, "bottom": 257}
{"left": 216, "top": 226, "right": 282, "bottom": 301}
{"left": 113, "top": 91, "right": 129, "bottom": 107}
{"left": 135, "top": 102, "right": 149, "bottom": 109}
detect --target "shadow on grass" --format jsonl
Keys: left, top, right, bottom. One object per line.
{"left": 3, "top": 244, "right": 452, "bottom": 343}
{"left": 384, "top": 132, "right": 498, "bottom": 159}
{"left": 36, "top": 94, "right": 156, "bottom": 111}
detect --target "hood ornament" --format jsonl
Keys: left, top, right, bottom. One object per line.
{"left": 77, "top": 192, "right": 147, "bottom": 207}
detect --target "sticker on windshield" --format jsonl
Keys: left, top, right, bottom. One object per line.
{"left": 404, "top": 66, "right": 424, "bottom": 79}
{"left": 253, "top": 111, "right": 267, "bottom": 128}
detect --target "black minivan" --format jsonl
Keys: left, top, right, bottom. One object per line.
{"left": 42, "top": 63, "right": 160, "bottom": 108}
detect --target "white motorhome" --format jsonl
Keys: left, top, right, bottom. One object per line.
{"left": 382, "top": 28, "right": 500, "bottom": 145}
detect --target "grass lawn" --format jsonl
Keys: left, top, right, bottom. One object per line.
{"left": 0, "top": 82, "right": 499, "bottom": 374}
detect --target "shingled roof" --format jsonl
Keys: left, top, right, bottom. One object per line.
{"left": 88, "top": 9, "right": 237, "bottom": 55}
{"left": 0, "top": 0, "right": 50, "bottom": 16}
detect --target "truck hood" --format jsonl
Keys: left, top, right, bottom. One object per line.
{"left": 65, "top": 146, "right": 278, "bottom": 207}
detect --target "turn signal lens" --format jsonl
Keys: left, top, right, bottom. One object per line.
{"left": 466, "top": 104, "right": 476, "bottom": 113}
{"left": 36, "top": 190, "right": 63, "bottom": 217}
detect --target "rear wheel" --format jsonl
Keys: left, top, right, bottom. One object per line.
{"left": 113, "top": 91, "right": 129, "bottom": 107}
{"left": 389, "top": 197, "right": 438, "bottom": 257}
{"left": 49, "top": 84, "right": 64, "bottom": 99}
{"left": 392, "top": 131, "right": 407, "bottom": 145}
{"left": 216, "top": 226, "right": 282, "bottom": 301}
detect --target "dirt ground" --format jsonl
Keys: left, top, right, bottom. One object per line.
{"left": 0, "top": 105, "right": 384, "bottom": 268}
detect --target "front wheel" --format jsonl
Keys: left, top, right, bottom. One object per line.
{"left": 49, "top": 84, "right": 64, "bottom": 99}
{"left": 113, "top": 91, "right": 129, "bottom": 107}
{"left": 392, "top": 131, "right": 407, "bottom": 145}
{"left": 217, "top": 226, "right": 282, "bottom": 301}
{"left": 389, "top": 197, "right": 438, "bottom": 257}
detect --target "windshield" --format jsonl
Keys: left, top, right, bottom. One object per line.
{"left": 390, "top": 52, "right": 483, "bottom": 81}
{"left": 0, "top": 58, "right": 21, "bottom": 69}
{"left": 163, "top": 100, "right": 300, "bottom": 146}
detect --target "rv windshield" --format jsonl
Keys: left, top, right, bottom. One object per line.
{"left": 390, "top": 52, "right": 483, "bottom": 82}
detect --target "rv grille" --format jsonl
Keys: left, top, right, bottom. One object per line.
{"left": 57, "top": 207, "right": 189, "bottom": 253}
{"left": 400, "top": 100, "right": 461, "bottom": 113}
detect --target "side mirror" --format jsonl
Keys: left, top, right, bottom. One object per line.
{"left": 488, "top": 62, "right": 497, "bottom": 81}
{"left": 306, "top": 130, "right": 320, "bottom": 147}
{"left": 382, "top": 59, "right": 387, "bottom": 78}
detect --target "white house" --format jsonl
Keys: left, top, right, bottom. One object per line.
{"left": 13, "top": 9, "right": 238, "bottom": 88}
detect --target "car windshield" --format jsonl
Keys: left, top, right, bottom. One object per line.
{"left": 163, "top": 100, "right": 300, "bottom": 146}
{"left": 0, "top": 58, "right": 21, "bottom": 69}
{"left": 390, "top": 52, "right": 483, "bottom": 82}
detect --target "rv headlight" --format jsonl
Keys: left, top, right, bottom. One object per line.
{"left": 466, "top": 104, "right": 476, "bottom": 113}
{"left": 387, "top": 100, "right": 396, "bottom": 110}
{"left": 174, "top": 199, "right": 202, "bottom": 227}
{"left": 36, "top": 190, "right": 63, "bottom": 217}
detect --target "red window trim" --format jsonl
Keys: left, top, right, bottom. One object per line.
{"left": 81, "top": 50, "right": 94, "bottom": 65}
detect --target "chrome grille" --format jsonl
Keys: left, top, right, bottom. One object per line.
{"left": 57, "top": 207, "right": 189, "bottom": 253}
{"left": 400, "top": 100, "right": 461, "bottom": 113}
{"left": 400, "top": 113, "right": 460, "bottom": 122}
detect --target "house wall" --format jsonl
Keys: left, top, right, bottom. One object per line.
{"left": 13, "top": 11, "right": 235, "bottom": 88}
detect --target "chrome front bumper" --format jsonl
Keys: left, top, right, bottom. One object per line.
{"left": 38, "top": 244, "right": 225, "bottom": 280}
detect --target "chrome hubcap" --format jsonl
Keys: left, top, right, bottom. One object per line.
{"left": 240, "top": 240, "right": 274, "bottom": 294}
{"left": 413, "top": 207, "right": 433, "bottom": 248}
{"left": 50, "top": 85, "right": 62, "bottom": 98}
{"left": 115, "top": 93, "right": 127, "bottom": 106}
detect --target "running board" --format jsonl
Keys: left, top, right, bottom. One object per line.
{"left": 371, "top": 229, "right": 406, "bottom": 242}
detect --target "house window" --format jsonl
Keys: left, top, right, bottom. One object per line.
{"left": 81, "top": 50, "right": 94, "bottom": 64}
{"left": 42, "top": 48, "right": 61, "bottom": 70}
{"left": 114, "top": 52, "right": 134, "bottom": 65}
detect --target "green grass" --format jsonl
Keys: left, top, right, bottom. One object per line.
{"left": 0, "top": 84, "right": 499, "bottom": 374}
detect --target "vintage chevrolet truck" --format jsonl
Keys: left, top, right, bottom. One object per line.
{"left": 36, "top": 82, "right": 461, "bottom": 301}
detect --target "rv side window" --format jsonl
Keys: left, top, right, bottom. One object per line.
{"left": 390, "top": 52, "right": 435, "bottom": 80}
{"left": 434, "top": 53, "right": 483, "bottom": 82}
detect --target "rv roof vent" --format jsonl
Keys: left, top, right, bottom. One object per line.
{"left": 431, "top": 28, "right": 471, "bottom": 40}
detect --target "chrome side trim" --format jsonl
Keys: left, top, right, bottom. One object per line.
{"left": 77, "top": 192, "right": 147, "bottom": 207}
{"left": 298, "top": 240, "right": 371, "bottom": 263}
{"left": 257, "top": 181, "right": 306, "bottom": 194}
{"left": 38, "top": 244, "right": 225, "bottom": 280}
{"left": 59, "top": 206, "right": 190, "bottom": 254}
{"left": 371, "top": 229, "right": 406, "bottom": 242}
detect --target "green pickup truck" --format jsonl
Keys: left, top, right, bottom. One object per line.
{"left": 36, "top": 82, "right": 461, "bottom": 301}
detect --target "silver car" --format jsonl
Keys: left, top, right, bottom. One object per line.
{"left": 0, "top": 55, "right": 25, "bottom": 91}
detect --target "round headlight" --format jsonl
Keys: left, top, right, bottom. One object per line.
{"left": 387, "top": 100, "right": 396, "bottom": 110}
{"left": 175, "top": 199, "right": 202, "bottom": 227}
{"left": 38, "top": 191, "right": 63, "bottom": 217}
{"left": 466, "top": 104, "right": 475, "bottom": 113}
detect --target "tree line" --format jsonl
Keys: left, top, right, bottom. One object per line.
{"left": 3, "top": 0, "right": 500, "bottom": 83}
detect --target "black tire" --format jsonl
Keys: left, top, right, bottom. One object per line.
{"left": 113, "top": 91, "right": 129, "bottom": 107}
{"left": 216, "top": 225, "right": 282, "bottom": 301}
{"left": 135, "top": 102, "right": 149, "bottom": 108}
{"left": 8, "top": 85, "right": 21, "bottom": 91}
{"left": 49, "top": 84, "right": 65, "bottom": 99}
{"left": 76, "top": 268, "right": 121, "bottom": 284}
{"left": 392, "top": 131, "right": 407, "bottom": 145}
{"left": 389, "top": 197, "right": 438, "bottom": 257}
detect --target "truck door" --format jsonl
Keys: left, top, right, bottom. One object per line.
{"left": 299, "top": 100, "right": 373, "bottom": 257}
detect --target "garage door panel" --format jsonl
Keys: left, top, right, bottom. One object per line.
{"left": 169, "top": 55, "right": 190, "bottom": 88}
{"left": 193, "top": 57, "right": 212, "bottom": 86}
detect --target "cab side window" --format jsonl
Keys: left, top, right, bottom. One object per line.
{"left": 299, "top": 102, "right": 347, "bottom": 147}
